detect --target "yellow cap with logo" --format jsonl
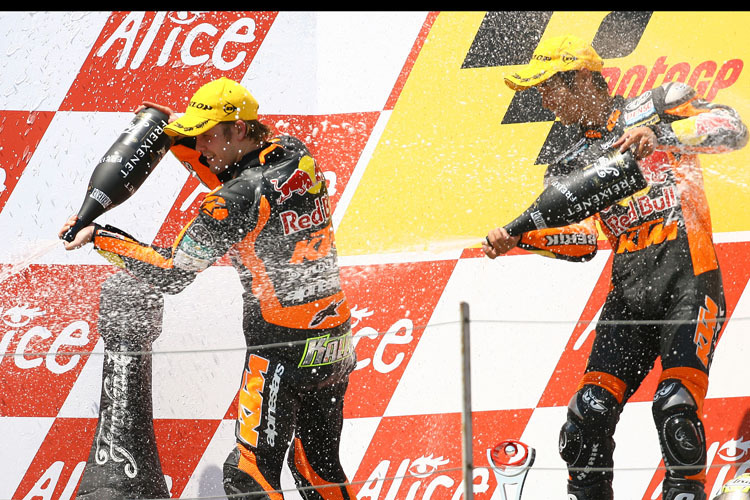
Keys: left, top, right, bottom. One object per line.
{"left": 164, "top": 77, "right": 259, "bottom": 136}
{"left": 504, "top": 35, "right": 604, "bottom": 91}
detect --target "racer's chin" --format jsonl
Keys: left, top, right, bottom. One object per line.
{"left": 205, "top": 157, "right": 228, "bottom": 174}
{"left": 556, "top": 114, "right": 577, "bottom": 127}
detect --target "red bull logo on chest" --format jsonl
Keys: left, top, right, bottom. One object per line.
{"left": 270, "top": 155, "right": 322, "bottom": 203}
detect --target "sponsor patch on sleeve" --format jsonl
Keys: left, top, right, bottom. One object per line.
{"left": 174, "top": 233, "right": 215, "bottom": 272}
{"left": 201, "top": 194, "right": 229, "bottom": 220}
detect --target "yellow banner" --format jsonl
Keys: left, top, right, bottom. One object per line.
{"left": 335, "top": 11, "right": 750, "bottom": 256}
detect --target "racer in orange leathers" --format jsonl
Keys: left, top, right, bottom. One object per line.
{"left": 485, "top": 35, "right": 748, "bottom": 500}
{"left": 60, "top": 78, "right": 357, "bottom": 500}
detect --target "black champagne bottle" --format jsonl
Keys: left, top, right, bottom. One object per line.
{"left": 504, "top": 149, "right": 647, "bottom": 236}
{"left": 61, "top": 107, "right": 172, "bottom": 242}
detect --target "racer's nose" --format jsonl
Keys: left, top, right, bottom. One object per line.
{"left": 195, "top": 133, "right": 208, "bottom": 155}
{"left": 537, "top": 87, "right": 556, "bottom": 113}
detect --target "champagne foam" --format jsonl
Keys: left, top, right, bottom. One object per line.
{"left": 0, "top": 239, "right": 61, "bottom": 283}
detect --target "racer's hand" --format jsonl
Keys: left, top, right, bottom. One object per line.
{"left": 136, "top": 101, "right": 179, "bottom": 145}
{"left": 136, "top": 101, "right": 179, "bottom": 124}
{"left": 482, "top": 227, "right": 520, "bottom": 259}
{"left": 58, "top": 215, "right": 95, "bottom": 250}
{"left": 613, "top": 126, "right": 658, "bottom": 160}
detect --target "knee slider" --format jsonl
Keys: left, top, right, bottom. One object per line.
{"left": 559, "top": 417, "right": 584, "bottom": 466}
{"left": 559, "top": 385, "right": 620, "bottom": 481}
{"left": 653, "top": 380, "right": 706, "bottom": 473}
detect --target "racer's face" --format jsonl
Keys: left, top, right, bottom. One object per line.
{"left": 195, "top": 121, "right": 246, "bottom": 174}
{"left": 536, "top": 74, "right": 582, "bottom": 126}
{"left": 536, "top": 70, "right": 609, "bottom": 128}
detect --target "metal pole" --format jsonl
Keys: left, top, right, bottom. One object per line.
{"left": 460, "top": 301, "right": 474, "bottom": 500}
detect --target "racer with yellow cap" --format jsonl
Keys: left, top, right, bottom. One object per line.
{"left": 482, "top": 35, "right": 748, "bottom": 500}
{"left": 713, "top": 473, "right": 750, "bottom": 499}
{"left": 59, "top": 77, "right": 357, "bottom": 500}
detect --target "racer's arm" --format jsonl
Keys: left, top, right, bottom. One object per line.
{"left": 515, "top": 217, "right": 599, "bottom": 261}
{"left": 91, "top": 173, "right": 261, "bottom": 292}
{"left": 57, "top": 217, "right": 195, "bottom": 295}
{"left": 484, "top": 167, "right": 599, "bottom": 261}
{"left": 91, "top": 224, "right": 198, "bottom": 294}
{"left": 484, "top": 218, "right": 599, "bottom": 261}
{"left": 648, "top": 82, "right": 748, "bottom": 154}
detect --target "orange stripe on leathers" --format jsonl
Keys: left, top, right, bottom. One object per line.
{"left": 670, "top": 154, "right": 718, "bottom": 276}
{"left": 95, "top": 233, "right": 174, "bottom": 268}
{"left": 659, "top": 367, "right": 709, "bottom": 417}
{"left": 577, "top": 371, "right": 628, "bottom": 404}
{"left": 237, "top": 445, "right": 283, "bottom": 500}
{"left": 519, "top": 217, "right": 599, "bottom": 259}
{"left": 170, "top": 143, "right": 222, "bottom": 190}
{"left": 663, "top": 99, "right": 706, "bottom": 118}
{"left": 235, "top": 196, "right": 349, "bottom": 330}
{"left": 292, "top": 438, "right": 357, "bottom": 500}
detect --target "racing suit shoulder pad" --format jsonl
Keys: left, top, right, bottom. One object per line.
{"left": 209, "top": 169, "right": 264, "bottom": 209}
{"left": 270, "top": 134, "right": 311, "bottom": 154}
{"left": 263, "top": 137, "right": 317, "bottom": 179}
{"left": 659, "top": 81, "right": 697, "bottom": 109}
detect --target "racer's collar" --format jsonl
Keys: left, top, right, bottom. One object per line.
{"left": 583, "top": 94, "right": 625, "bottom": 139}
{"left": 218, "top": 140, "right": 271, "bottom": 182}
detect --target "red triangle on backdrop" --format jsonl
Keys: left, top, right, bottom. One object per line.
{"left": 59, "top": 12, "right": 278, "bottom": 113}
{"left": 0, "top": 111, "right": 55, "bottom": 215}
{"left": 12, "top": 417, "right": 97, "bottom": 499}
{"left": 0, "top": 264, "right": 116, "bottom": 417}
{"left": 11, "top": 417, "right": 222, "bottom": 499}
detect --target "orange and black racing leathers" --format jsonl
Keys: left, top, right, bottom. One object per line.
{"left": 514, "top": 82, "right": 747, "bottom": 500}
{"left": 88, "top": 135, "right": 357, "bottom": 500}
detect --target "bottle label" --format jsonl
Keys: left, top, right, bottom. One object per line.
{"left": 531, "top": 210, "right": 548, "bottom": 230}
{"left": 89, "top": 187, "right": 113, "bottom": 209}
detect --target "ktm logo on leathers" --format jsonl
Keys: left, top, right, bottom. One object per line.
{"left": 237, "top": 354, "right": 270, "bottom": 448}
{"left": 694, "top": 295, "right": 719, "bottom": 367}
{"left": 615, "top": 218, "right": 678, "bottom": 253}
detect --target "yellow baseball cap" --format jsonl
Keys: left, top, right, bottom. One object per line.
{"left": 504, "top": 35, "right": 603, "bottom": 91}
{"left": 164, "top": 77, "right": 259, "bottom": 136}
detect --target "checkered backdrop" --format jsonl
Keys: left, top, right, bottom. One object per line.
{"left": 2, "top": 11, "right": 750, "bottom": 500}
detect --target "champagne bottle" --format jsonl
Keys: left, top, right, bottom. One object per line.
{"left": 61, "top": 107, "right": 172, "bottom": 242}
{"left": 504, "top": 149, "right": 647, "bottom": 236}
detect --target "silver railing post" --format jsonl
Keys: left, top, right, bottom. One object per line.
{"left": 460, "top": 301, "right": 474, "bottom": 500}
